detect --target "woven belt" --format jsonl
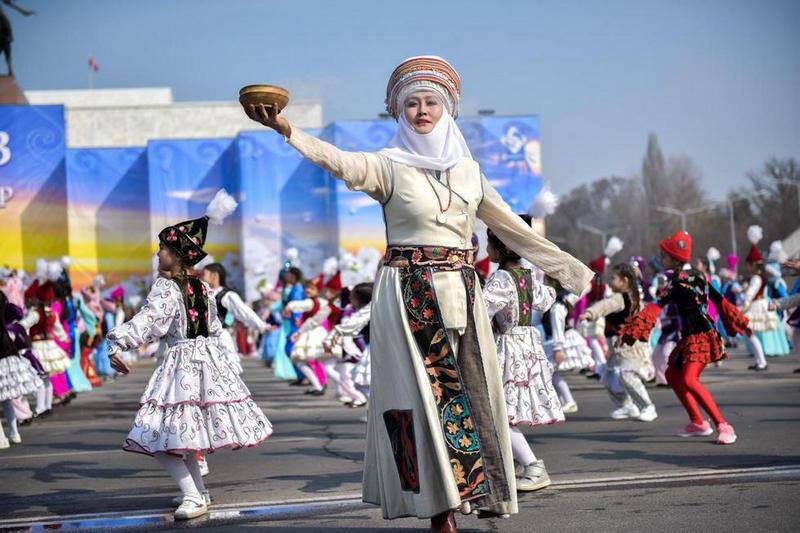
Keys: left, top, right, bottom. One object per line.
{"left": 383, "top": 245, "right": 475, "bottom": 271}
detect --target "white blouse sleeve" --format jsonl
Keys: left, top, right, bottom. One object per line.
{"left": 221, "top": 291, "right": 268, "bottom": 332}
{"left": 583, "top": 293, "right": 625, "bottom": 321}
{"left": 287, "top": 126, "right": 393, "bottom": 204}
{"left": 297, "top": 299, "right": 331, "bottom": 335}
{"left": 106, "top": 278, "right": 179, "bottom": 355}
{"left": 20, "top": 309, "right": 39, "bottom": 331}
{"left": 530, "top": 277, "right": 557, "bottom": 312}
{"left": 477, "top": 175, "right": 594, "bottom": 296}
{"left": 483, "top": 270, "right": 515, "bottom": 321}
{"left": 286, "top": 299, "right": 315, "bottom": 313}
{"left": 549, "top": 302, "right": 568, "bottom": 351}
{"left": 334, "top": 306, "right": 371, "bottom": 337}
{"left": 51, "top": 317, "right": 69, "bottom": 343}
{"left": 744, "top": 275, "right": 762, "bottom": 304}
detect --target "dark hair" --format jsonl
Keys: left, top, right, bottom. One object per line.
{"left": 288, "top": 267, "right": 304, "bottom": 283}
{"left": 203, "top": 262, "right": 228, "bottom": 288}
{"left": 0, "top": 292, "right": 15, "bottom": 358}
{"left": 350, "top": 283, "right": 374, "bottom": 308}
{"left": 487, "top": 214, "right": 531, "bottom": 267}
{"left": 611, "top": 263, "right": 640, "bottom": 318}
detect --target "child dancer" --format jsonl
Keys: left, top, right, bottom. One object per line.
{"left": 484, "top": 217, "right": 564, "bottom": 491}
{"left": 1, "top": 292, "right": 45, "bottom": 448}
{"left": 286, "top": 278, "right": 331, "bottom": 395}
{"left": 542, "top": 277, "right": 589, "bottom": 414}
{"left": 742, "top": 226, "right": 791, "bottom": 369}
{"left": 324, "top": 282, "right": 372, "bottom": 407}
{"left": 106, "top": 190, "right": 273, "bottom": 520}
{"left": 620, "top": 231, "right": 744, "bottom": 445}
{"left": 202, "top": 262, "right": 270, "bottom": 375}
{"left": 580, "top": 263, "right": 657, "bottom": 422}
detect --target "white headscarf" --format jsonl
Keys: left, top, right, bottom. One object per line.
{"left": 380, "top": 91, "right": 473, "bottom": 172}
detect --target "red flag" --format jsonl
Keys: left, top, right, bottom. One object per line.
{"left": 88, "top": 56, "right": 99, "bottom": 72}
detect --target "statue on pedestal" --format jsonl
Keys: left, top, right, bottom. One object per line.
{"left": 0, "top": 0, "right": 36, "bottom": 77}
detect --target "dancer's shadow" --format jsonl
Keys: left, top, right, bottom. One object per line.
{"left": 267, "top": 470, "right": 363, "bottom": 493}
{"left": 3, "top": 460, "right": 159, "bottom": 483}
{"left": 575, "top": 448, "right": 800, "bottom": 469}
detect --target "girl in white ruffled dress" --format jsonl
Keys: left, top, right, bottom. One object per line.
{"left": 483, "top": 217, "right": 564, "bottom": 492}
{"left": 107, "top": 190, "right": 273, "bottom": 520}
{"left": 285, "top": 278, "right": 331, "bottom": 396}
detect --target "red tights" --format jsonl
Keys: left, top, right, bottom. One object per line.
{"left": 665, "top": 361, "right": 726, "bottom": 426}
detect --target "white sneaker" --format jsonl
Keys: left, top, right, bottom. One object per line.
{"left": 561, "top": 401, "right": 579, "bottom": 414}
{"left": 8, "top": 432, "right": 21, "bottom": 444}
{"left": 174, "top": 498, "right": 208, "bottom": 520}
{"left": 173, "top": 490, "right": 211, "bottom": 507}
{"left": 516, "top": 460, "right": 551, "bottom": 492}
{"left": 198, "top": 457, "right": 210, "bottom": 477}
{"left": 610, "top": 405, "right": 640, "bottom": 420}
{"left": 637, "top": 405, "right": 658, "bottom": 422}
{"left": 0, "top": 439, "right": 9, "bottom": 450}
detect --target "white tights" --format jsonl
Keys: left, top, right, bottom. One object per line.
{"left": 0, "top": 400, "right": 18, "bottom": 441}
{"left": 155, "top": 453, "right": 206, "bottom": 503}
{"left": 296, "top": 362, "right": 324, "bottom": 391}
{"left": 323, "top": 359, "right": 367, "bottom": 403}
{"left": 509, "top": 426, "right": 536, "bottom": 466}
{"left": 552, "top": 373, "right": 574, "bottom": 406}
{"left": 749, "top": 334, "right": 767, "bottom": 368}
{"left": 589, "top": 337, "right": 606, "bottom": 373}
{"left": 35, "top": 381, "right": 52, "bottom": 414}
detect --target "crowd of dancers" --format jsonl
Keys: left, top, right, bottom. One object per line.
{"left": 1, "top": 54, "right": 798, "bottom": 531}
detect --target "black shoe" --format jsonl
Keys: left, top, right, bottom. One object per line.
{"left": 794, "top": 368, "right": 800, "bottom": 373}
{"left": 656, "top": 383, "right": 671, "bottom": 388}
{"left": 309, "top": 388, "right": 326, "bottom": 397}
{"left": 747, "top": 364, "right": 768, "bottom": 371}
{"left": 585, "top": 372, "right": 600, "bottom": 380}
{"left": 579, "top": 368, "right": 590, "bottom": 375}
{"left": 289, "top": 379, "right": 308, "bottom": 387}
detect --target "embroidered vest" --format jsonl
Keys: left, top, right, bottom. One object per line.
{"left": 505, "top": 267, "right": 534, "bottom": 328}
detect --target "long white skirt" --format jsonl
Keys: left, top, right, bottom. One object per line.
{"left": 32, "top": 340, "right": 71, "bottom": 374}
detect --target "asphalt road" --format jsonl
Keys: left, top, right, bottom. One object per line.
{"left": 1, "top": 349, "right": 798, "bottom": 532}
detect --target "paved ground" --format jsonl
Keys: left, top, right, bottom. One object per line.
{"left": 1, "top": 349, "right": 798, "bottom": 532}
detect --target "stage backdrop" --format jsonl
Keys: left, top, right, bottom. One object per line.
{"left": 237, "top": 128, "right": 332, "bottom": 301}
{"left": 66, "top": 147, "right": 150, "bottom": 289}
{"left": 147, "top": 138, "right": 243, "bottom": 289}
{"left": 0, "top": 105, "right": 68, "bottom": 271}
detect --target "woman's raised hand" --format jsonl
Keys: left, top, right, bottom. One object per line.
{"left": 245, "top": 103, "right": 292, "bottom": 138}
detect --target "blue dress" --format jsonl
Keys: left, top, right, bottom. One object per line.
{"left": 273, "top": 284, "right": 304, "bottom": 380}
{"left": 63, "top": 298, "right": 93, "bottom": 392}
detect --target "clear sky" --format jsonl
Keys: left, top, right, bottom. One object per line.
{"left": 12, "top": 0, "right": 800, "bottom": 198}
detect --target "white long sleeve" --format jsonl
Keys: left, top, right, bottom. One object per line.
{"left": 334, "top": 306, "right": 371, "bottom": 337}
{"left": 20, "top": 309, "right": 39, "bottom": 331}
{"left": 221, "top": 291, "right": 268, "bottom": 332}
{"left": 744, "top": 275, "right": 762, "bottom": 305}
{"left": 477, "top": 176, "right": 594, "bottom": 296}
{"left": 287, "top": 126, "right": 393, "bottom": 203}
{"left": 106, "top": 278, "right": 180, "bottom": 355}
{"left": 583, "top": 293, "right": 625, "bottom": 321}
{"left": 288, "top": 298, "right": 332, "bottom": 335}
{"left": 483, "top": 270, "right": 515, "bottom": 321}
{"left": 549, "top": 302, "right": 568, "bottom": 351}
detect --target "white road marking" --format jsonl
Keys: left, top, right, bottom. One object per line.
{"left": 1, "top": 464, "right": 797, "bottom": 529}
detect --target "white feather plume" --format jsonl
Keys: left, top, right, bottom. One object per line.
{"left": 768, "top": 240, "right": 787, "bottom": 263}
{"left": 127, "top": 295, "right": 143, "bottom": 309}
{"left": 528, "top": 187, "right": 559, "bottom": 218}
{"left": 285, "top": 247, "right": 299, "bottom": 262}
{"left": 46, "top": 261, "right": 63, "bottom": 282}
{"left": 323, "top": 256, "right": 339, "bottom": 277}
{"left": 35, "top": 258, "right": 48, "bottom": 281}
{"left": 60, "top": 255, "right": 72, "bottom": 268}
{"left": 205, "top": 189, "right": 238, "bottom": 225}
{"left": 93, "top": 275, "right": 105, "bottom": 288}
{"left": 747, "top": 225, "right": 763, "bottom": 245}
{"left": 706, "top": 247, "right": 720, "bottom": 262}
{"left": 604, "top": 236, "right": 624, "bottom": 259}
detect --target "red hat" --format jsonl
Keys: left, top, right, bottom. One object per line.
{"left": 659, "top": 231, "right": 692, "bottom": 264}
{"left": 475, "top": 256, "right": 491, "bottom": 278}
{"left": 746, "top": 245, "right": 763, "bottom": 264}
{"left": 313, "top": 274, "right": 325, "bottom": 291}
{"left": 589, "top": 256, "right": 607, "bottom": 275}
{"left": 24, "top": 280, "right": 40, "bottom": 300}
{"left": 325, "top": 272, "right": 342, "bottom": 292}
{"left": 36, "top": 281, "right": 56, "bottom": 304}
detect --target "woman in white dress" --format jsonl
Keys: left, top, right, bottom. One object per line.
{"left": 107, "top": 190, "right": 273, "bottom": 520}
{"left": 245, "top": 56, "right": 592, "bottom": 532}
{"left": 483, "top": 217, "right": 564, "bottom": 493}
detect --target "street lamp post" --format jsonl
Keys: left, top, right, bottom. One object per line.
{"left": 653, "top": 204, "right": 719, "bottom": 232}
{"left": 576, "top": 221, "right": 628, "bottom": 250}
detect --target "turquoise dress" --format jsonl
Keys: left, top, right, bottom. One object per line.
{"left": 62, "top": 298, "right": 93, "bottom": 392}
{"left": 273, "top": 284, "right": 305, "bottom": 380}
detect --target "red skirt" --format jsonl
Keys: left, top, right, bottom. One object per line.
{"left": 669, "top": 329, "right": 726, "bottom": 366}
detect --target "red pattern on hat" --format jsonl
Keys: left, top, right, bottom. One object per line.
{"left": 36, "top": 281, "right": 56, "bottom": 304}
{"left": 659, "top": 231, "right": 692, "bottom": 264}
{"left": 325, "top": 272, "right": 342, "bottom": 292}
{"left": 589, "top": 256, "right": 607, "bottom": 275}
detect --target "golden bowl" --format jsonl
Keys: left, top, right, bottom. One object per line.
{"left": 239, "top": 84, "right": 290, "bottom": 113}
